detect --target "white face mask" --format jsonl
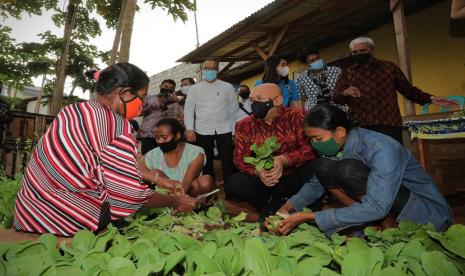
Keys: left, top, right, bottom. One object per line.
{"left": 181, "top": 85, "right": 191, "bottom": 95}
{"left": 277, "top": 66, "right": 289, "bottom": 77}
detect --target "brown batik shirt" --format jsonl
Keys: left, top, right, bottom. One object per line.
{"left": 332, "top": 58, "right": 432, "bottom": 127}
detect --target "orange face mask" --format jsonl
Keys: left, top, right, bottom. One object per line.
{"left": 120, "top": 94, "right": 143, "bottom": 120}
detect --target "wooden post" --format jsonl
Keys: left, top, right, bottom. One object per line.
{"left": 219, "top": 61, "right": 236, "bottom": 75}
{"left": 391, "top": 0, "right": 415, "bottom": 116}
{"left": 267, "top": 24, "right": 289, "bottom": 57}
{"left": 251, "top": 42, "right": 268, "bottom": 60}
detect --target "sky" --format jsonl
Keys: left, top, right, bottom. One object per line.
{"left": 4, "top": 0, "right": 273, "bottom": 98}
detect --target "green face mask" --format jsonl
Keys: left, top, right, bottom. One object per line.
{"left": 311, "top": 137, "right": 340, "bottom": 157}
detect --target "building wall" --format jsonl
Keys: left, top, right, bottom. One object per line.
{"left": 148, "top": 63, "right": 201, "bottom": 95}
{"left": 241, "top": 1, "right": 465, "bottom": 115}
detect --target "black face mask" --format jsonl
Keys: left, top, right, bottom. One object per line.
{"left": 251, "top": 99, "right": 274, "bottom": 119}
{"left": 351, "top": 53, "right": 372, "bottom": 64}
{"left": 159, "top": 139, "right": 178, "bottom": 153}
{"left": 238, "top": 92, "right": 250, "bottom": 99}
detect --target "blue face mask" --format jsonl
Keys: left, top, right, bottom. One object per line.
{"left": 309, "top": 59, "right": 325, "bottom": 71}
{"left": 202, "top": 69, "right": 218, "bottom": 82}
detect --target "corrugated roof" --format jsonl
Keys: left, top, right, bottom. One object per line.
{"left": 178, "top": 0, "right": 443, "bottom": 81}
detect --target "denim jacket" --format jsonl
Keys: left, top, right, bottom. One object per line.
{"left": 289, "top": 127, "right": 453, "bottom": 236}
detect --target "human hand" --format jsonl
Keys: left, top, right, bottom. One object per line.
{"left": 342, "top": 86, "right": 361, "bottom": 97}
{"left": 156, "top": 177, "right": 181, "bottom": 190}
{"left": 431, "top": 96, "right": 459, "bottom": 110}
{"left": 278, "top": 212, "right": 314, "bottom": 235}
{"left": 174, "top": 195, "right": 198, "bottom": 212}
{"left": 276, "top": 201, "right": 295, "bottom": 216}
{"left": 258, "top": 170, "right": 278, "bottom": 187}
{"left": 265, "top": 156, "right": 286, "bottom": 182}
{"left": 185, "top": 130, "right": 196, "bottom": 142}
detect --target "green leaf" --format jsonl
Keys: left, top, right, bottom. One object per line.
{"left": 131, "top": 239, "right": 154, "bottom": 260}
{"left": 72, "top": 230, "right": 96, "bottom": 252}
{"left": 341, "top": 247, "right": 384, "bottom": 276}
{"left": 346, "top": 237, "right": 370, "bottom": 253}
{"left": 320, "top": 267, "right": 341, "bottom": 276}
{"left": 207, "top": 207, "right": 222, "bottom": 220}
{"left": 231, "top": 212, "right": 247, "bottom": 222}
{"left": 244, "top": 238, "right": 275, "bottom": 274}
{"left": 163, "top": 250, "right": 186, "bottom": 275}
{"left": 421, "top": 251, "right": 460, "bottom": 276}
{"left": 107, "top": 257, "right": 136, "bottom": 276}
{"left": 94, "top": 227, "right": 117, "bottom": 252}
{"left": 294, "top": 258, "right": 322, "bottom": 276}
{"left": 376, "top": 266, "right": 408, "bottom": 276}
{"left": 427, "top": 224, "right": 465, "bottom": 258}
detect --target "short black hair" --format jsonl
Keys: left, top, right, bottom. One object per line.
{"left": 239, "top": 84, "right": 250, "bottom": 92}
{"left": 181, "top": 77, "right": 195, "bottom": 85}
{"left": 297, "top": 48, "right": 320, "bottom": 63}
{"left": 86, "top": 63, "right": 149, "bottom": 96}
{"left": 161, "top": 79, "right": 176, "bottom": 87}
{"left": 304, "top": 104, "right": 353, "bottom": 131}
{"left": 155, "top": 118, "right": 185, "bottom": 137}
{"left": 203, "top": 57, "right": 219, "bottom": 69}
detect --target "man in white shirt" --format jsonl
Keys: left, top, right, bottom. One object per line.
{"left": 184, "top": 58, "right": 239, "bottom": 180}
{"left": 236, "top": 84, "right": 252, "bottom": 123}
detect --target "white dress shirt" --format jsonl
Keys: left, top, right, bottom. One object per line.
{"left": 184, "top": 79, "right": 239, "bottom": 135}
{"left": 236, "top": 98, "right": 252, "bottom": 123}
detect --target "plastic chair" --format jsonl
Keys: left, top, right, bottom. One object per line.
{"left": 422, "top": 95, "right": 465, "bottom": 114}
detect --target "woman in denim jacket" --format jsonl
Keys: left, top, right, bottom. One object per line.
{"left": 277, "top": 104, "right": 453, "bottom": 236}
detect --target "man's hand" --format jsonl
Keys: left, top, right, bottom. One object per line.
{"left": 278, "top": 212, "right": 314, "bottom": 235}
{"left": 257, "top": 170, "right": 278, "bottom": 187}
{"left": 431, "top": 96, "right": 459, "bottom": 110}
{"left": 265, "top": 156, "right": 286, "bottom": 183}
{"left": 185, "top": 130, "right": 196, "bottom": 142}
{"left": 342, "top": 86, "right": 361, "bottom": 98}
{"left": 174, "top": 195, "right": 198, "bottom": 212}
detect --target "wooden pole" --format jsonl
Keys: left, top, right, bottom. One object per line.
{"left": 391, "top": 0, "right": 415, "bottom": 116}
{"left": 34, "top": 75, "right": 46, "bottom": 114}
{"left": 267, "top": 24, "right": 289, "bottom": 57}
{"left": 251, "top": 42, "right": 268, "bottom": 60}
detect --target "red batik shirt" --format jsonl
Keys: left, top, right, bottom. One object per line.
{"left": 234, "top": 107, "right": 316, "bottom": 176}
{"left": 333, "top": 58, "right": 432, "bottom": 127}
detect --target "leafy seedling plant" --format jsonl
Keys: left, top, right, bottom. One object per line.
{"left": 244, "top": 136, "right": 280, "bottom": 171}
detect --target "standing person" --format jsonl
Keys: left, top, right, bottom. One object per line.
{"left": 180, "top": 77, "right": 195, "bottom": 96}
{"left": 332, "top": 37, "right": 458, "bottom": 144}
{"left": 255, "top": 55, "right": 301, "bottom": 109}
{"left": 137, "top": 79, "right": 184, "bottom": 154}
{"left": 184, "top": 58, "right": 239, "bottom": 181}
{"left": 225, "top": 83, "right": 317, "bottom": 221}
{"left": 13, "top": 63, "right": 197, "bottom": 237}
{"left": 295, "top": 48, "right": 347, "bottom": 112}
{"left": 236, "top": 84, "right": 252, "bottom": 123}
{"left": 276, "top": 104, "right": 453, "bottom": 236}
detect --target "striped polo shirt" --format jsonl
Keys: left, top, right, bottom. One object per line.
{"left": 14, "top": 100, "right": 153, "bottom": 236}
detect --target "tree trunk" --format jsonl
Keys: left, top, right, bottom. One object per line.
{"left": 34, "top": 74, "right": 46, "bottom": 114}
{"left": 119, "top": 0, "right": 137, "bottom": 63}
{"left": 50, "top": 0, "right": 78, "bottom": 116}
{"left": 109, "top": 0, "right": 128, "bottom": 65}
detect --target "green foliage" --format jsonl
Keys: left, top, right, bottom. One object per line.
{"left": 1, "top": 193, "right": 464, "bottom": 276}
{"left": 0, "top": 95, "right": 23, "bottom": 110}
{"left": 0, "top": 0, "right": 58, "bottom": 19}
{"left": 244, "top": 136, "right": 281, "bottom": 171}
{"left": 0, "top": 173, "right": 21, "bottom": 229}
{"left": 144, "top": 0, "right": 195, "bottom": 23}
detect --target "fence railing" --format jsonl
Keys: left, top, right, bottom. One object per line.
{"left": 1, "top": 111, "right": 55, "bottom": 176}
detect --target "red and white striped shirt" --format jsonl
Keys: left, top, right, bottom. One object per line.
{"left": 14, "top": 100, "right": 153, "bottom": 236}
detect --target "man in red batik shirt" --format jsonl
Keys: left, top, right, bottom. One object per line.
{"left": 225, "top": 83, "right": 318, "bottom": 221}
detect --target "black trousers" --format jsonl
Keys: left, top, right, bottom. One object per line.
{"left": 364, "top": 125, "right": 403, "bottom": 145}
{"left": 225, "top": 160, "right": 319, "bottom": 219}
{"left": 196, "top": 132, "right": 235, "bottom": 180}
{"left": 140, "top": 138, "right": 158, "bottom": 155}
{"left": 313, "top": 158, "right": 410, "bottom": 217}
